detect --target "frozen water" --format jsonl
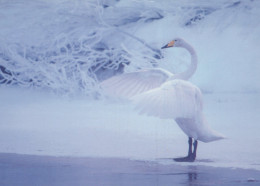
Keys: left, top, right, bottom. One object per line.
{"left": 0, "top": 0, "right": 260, "bottom": 171}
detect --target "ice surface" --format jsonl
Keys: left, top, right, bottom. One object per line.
{"left": 0, "top": 0, "right": 260, "bottom": 171}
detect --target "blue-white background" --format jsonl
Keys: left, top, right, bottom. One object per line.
{"left": 0, "top": 0, "right": 260, "bottom": 170}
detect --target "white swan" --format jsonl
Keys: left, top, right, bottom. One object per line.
{"left": 132, "top": 79, "right": 225, "bottom": 161}
{"left": 101, "top": 38, "right": 224, "bottom": 162}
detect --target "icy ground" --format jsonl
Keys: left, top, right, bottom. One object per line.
{"left": 0, "top": 0, "right": 260, "bottom": 173}
{"left": 0, "top": 88, "right": 260, "bottom": 171}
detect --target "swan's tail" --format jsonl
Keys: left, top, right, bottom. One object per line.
{"left": 198, "top": 114, "right": 226, "bottom": 143}
{"left": 199, "top": 129, "right": 226, "bottom": 143}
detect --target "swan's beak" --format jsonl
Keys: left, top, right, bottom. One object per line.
{"left": 161, "top": 40, "right": 175, "bottom": 49}
{"left": 161, "top": 44, "right": 168, "bottom": 49}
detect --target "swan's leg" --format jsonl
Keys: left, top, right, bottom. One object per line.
{"left": 192, "top": 140, "right": 198, "bottom": 159}
{"left": 188, "top": 137, "right": 193, "bottom": 156}
{"left": 174, "top": 137, "right": 196, "bottom": 162}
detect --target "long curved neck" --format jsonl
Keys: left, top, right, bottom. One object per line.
{"left": 171, "top": 42, "right": 198, "bottom": 80}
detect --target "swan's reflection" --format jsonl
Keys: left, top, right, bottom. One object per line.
{"left": 186, "top": 166, "right": 198, "bottom": 186}
{"left": 187, "top": 172, "right": 198, "bottom": 186}
{"left": 188, "top": 171, "right": 197, "bottom": 181}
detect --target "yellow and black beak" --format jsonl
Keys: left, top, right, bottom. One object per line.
{"left": 161, "top": 40, "right": 175, "bottom": 49}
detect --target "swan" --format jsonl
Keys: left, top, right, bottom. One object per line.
{"left": 131, "top": 79, "right": 225, "bottom": 162}
{"left": 101, "top": 38, "right": 224, "bottom": 162}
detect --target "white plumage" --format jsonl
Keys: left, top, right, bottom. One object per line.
{"left": 100, "top": 68, "right": 172, "bottom": 98}
{"left": 131, "top": 79, "right": 224, "bottom": 143}
{"left": 100, "top": 38, "right": 224, "bottom": 161}
{"left": 132, "top": 80, "right": 202, "bottom": 120}
{"left": 101, "top": 38, "right": 198, "bottom": 98}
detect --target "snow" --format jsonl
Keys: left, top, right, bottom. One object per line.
{"left": 1, "top": 0, "right": 260, "bottom": 94}
{"left": 1, "top": 0, "right": 260, "bottom": 171}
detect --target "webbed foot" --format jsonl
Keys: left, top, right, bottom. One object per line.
{"left": 173, "top": 137, "right": 198, "bottom": 162}
{"left": 173, "top": 154, "right": 196, "bottom": 162}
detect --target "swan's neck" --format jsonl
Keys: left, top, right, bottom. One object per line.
{"left": 171, "top": 42, "right": 198, "bottom": 80}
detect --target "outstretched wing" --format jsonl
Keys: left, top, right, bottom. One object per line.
{"left": 100, "top": 68, "right": 173, "bottom": 98}
{"left": 131, "top": 80, "right": 203, "bottom": 119}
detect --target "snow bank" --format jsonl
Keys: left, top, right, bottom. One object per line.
{"left": 1, "top": 0, "right": 260, "bottom": 95}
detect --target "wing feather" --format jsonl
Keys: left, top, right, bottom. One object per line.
{"left": 132, "top": 80, "right": 203, "bottom": 119}
{"left": 100, "top": 68, "right": 173, "bottom": 98}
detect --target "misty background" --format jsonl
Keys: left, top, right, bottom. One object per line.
{"left": 0, "top": 0, "right": 260, "bottom": 170}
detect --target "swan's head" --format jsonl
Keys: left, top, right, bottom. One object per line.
{"left": 161, "top": 38, "right": 185, "bottom": 49}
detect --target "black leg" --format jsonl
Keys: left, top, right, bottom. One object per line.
{"left": 192, "top": 140, "right": 198, "bottom": 159}
{"left": 188, "top": 137, "right": 192, "bottom": 156}
{"left": 174, "top": 137, "right": 197, "bottom": 162}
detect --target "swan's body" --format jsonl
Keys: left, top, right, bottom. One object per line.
{"left": 101, "top": 38, "right": 224, "bottom": 161}
{"left": 132, "top": 80, "right": 224, "bottom": 143}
